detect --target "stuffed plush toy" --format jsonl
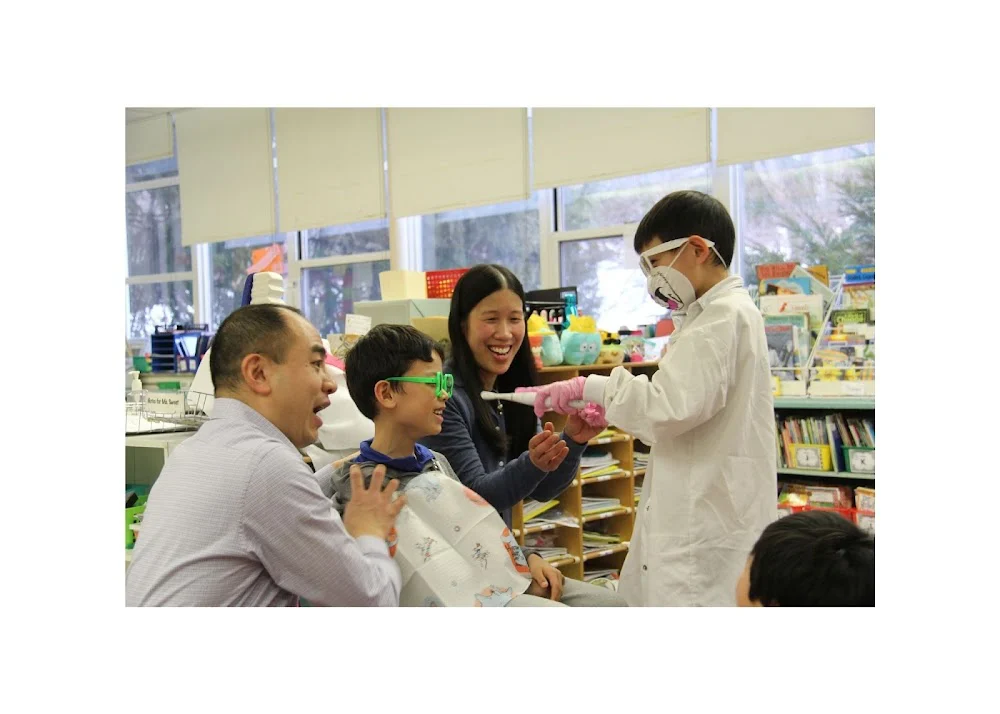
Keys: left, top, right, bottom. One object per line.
{"left": 560, "top": 315, "right": 601, "bottom": 366}
{"left": 528, "top": 313, "right": 563, "bottom": 367}
{"left": 597, "top": 332, "right": 625, "bottom": 366}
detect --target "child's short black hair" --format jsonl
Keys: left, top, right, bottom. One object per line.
{"left": 344, "top": 324, "right": 445, "bottom": 420}
{"left": 633, "top": 189, "right": 735, "bottom": 267}
{"left": 749, "top": 510, "right": 874, "bottom": 607}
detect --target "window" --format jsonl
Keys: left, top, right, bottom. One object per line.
{"left": 126, "top": 156, "right": 181, "bottom": 184}
{"left": 556, "top": 166, "right": 713, "bottom": 331}
{"left": 559, "top": 236, "right": 666, "bottom": 332}
{"left": 125, "top": 155, "right": 196, "bottom": 340}
{"left": 209, "top": 234, "right": 292, "bottom": 329}
{"left": 418, "top": 193, "right": 544, "bottom": 290}
{"left": 125, "top": 185, "right": 189, "bottom": 276}
{"left": 127, "top": 282, "right": 195, "bottom": 339}
{"left": 558, "top": 165, "right": 712, "bottom": 231}
{"left": 737, "top": 143, "right": 875, "bottom": 286}
{"left": 301, "top": 260, "right": 389, "bottom": 336}
{"left": 302, "top": 219, "right": 390, "bottom": 259}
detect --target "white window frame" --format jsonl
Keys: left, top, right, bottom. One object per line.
{"left": 125, "top": 171, "right": 205, "bottom": 331}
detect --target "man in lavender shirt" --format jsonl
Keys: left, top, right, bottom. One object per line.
{"left": 126, "top": 304, "right": 406, "bottom": 606}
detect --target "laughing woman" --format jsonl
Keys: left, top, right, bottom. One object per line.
{"left": 420, "top": 264, "right": 624, "bottom": 606}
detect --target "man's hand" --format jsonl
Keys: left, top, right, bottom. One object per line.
{"left": 342, "top": 464, "right": 407, "bottom": 540}
{"left": 528, "top": 422, "right": 570, "bottom": 472}
{"left": 526, "top": 553, "right": 565, "bottom": 601}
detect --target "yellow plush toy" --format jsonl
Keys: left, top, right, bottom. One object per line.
{"left": 597, "top": 331, "right": 624, "bottom": 366}
{"left": 528, "top": 313, "right": 562, "bottom": 367}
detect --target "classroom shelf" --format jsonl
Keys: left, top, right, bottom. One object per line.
{"left": 774, "top": 397, "right": 875, "bottom": 410}
{"left": 538, "top": 361, "right": 660, "bottom": 375}
{"left": 582, "top": 543, "right": 630, "bottom": 561}
{"left": 633, "top": 468, "right": 646, "bottom": 477}
{"left": 777, "top": 468, "right": 875, "bottom": 481}
{"left": 582, "top": 507, "right": 632, "bottom": 524}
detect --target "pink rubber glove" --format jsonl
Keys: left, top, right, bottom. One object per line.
{"left": 515, "top": 377, "right": 587, "bottom": 418}
{"left": 577, "top": 402, "right": 608, "bottom": 429}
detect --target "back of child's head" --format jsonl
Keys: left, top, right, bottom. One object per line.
{"left": 746, "top": 510, "right": 874, "bottom": 606}
{"left": 344, "top": 324, "right": 444, "bottom": 421}
{"left": 633, "top": 190, "right": 735, "bottom": 268}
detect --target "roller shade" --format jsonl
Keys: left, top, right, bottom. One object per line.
{"left": 717, "top": 108, "right": 875, "bottom": 166}
{"left": 175, "top": 108, "right": 276, "bottom": 246}
{"left": 274, "top": 108, "right": 386, "bottom": 231}
{"left": 126, "top": 114, "right": 174, "bottom": 166}
{"left": 386, "top": 108, "right": 529, "bottom": 217}
{"left": 531, "top": 108, "right": 710, "bottom": 189}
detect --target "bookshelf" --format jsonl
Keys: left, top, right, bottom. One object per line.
{"left": 511, "top": 360, "right": 658, "bottom": 582}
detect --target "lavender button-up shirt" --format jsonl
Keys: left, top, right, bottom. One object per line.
{"left": 126, "top": 398, "right": 400, "bottom": 606}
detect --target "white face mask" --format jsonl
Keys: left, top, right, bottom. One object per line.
{"left": 640, "top": 237, "right": 724, "bottom": 312}
{"left": 646, "top": 246, "right": 694, "bottom": 311}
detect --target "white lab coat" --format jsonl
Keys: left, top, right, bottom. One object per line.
{"left": 582, "top": 276, "right": 776, "bottom": 606}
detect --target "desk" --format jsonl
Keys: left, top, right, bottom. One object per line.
{"left": 125, "top": 431, "right": 196, "bottom": 486}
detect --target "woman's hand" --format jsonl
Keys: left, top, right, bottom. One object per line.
{"left": 527, "top": 421, "right": 570, "bottom": 472}
{"left": 564, "top": 412, "right": 607, "bottom": 445}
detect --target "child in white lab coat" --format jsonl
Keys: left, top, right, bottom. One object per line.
{"left": 523, "top": 190, "right": 777, "bottom": 606}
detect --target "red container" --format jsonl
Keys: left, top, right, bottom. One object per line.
{"left": 425, "top": 268, "right": 469, "bottom": 299}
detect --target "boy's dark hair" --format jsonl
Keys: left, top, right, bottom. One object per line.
{"left": 633, "top": 190, "right": 735, "bottom": 267}
{"left": 344, "top": 324, "right": 445, "bottom": 420}
{"left": 210, "top": 304, "right": 303, "bottom": 393}
{"left": 749, "top": 510, "right": 874, "bottom": 607}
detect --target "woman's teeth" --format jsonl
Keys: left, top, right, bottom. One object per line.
{"left": 489, "top": 346, "right": 511, "bottom": 355}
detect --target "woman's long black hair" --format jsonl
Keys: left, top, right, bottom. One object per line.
{"left": 448, "top": 264, "right": 539, "bottom": 457}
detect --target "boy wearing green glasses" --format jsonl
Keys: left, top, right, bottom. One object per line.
{"left": 326, "top": 324, "right": 624, "bottom": 607}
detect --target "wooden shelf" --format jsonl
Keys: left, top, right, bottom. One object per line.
{"left": 522, "top": 521, "right": 566, "bottom": 535}
{"left": 548, "top": 556, "right": 580, "bottom": 567}
{"left": 588, "top": 432, "right": 632, "bottom": 446}
{"left": 778, "top": 468, "right": 874, "bottom": 481}
{"left": 580, "top": 470, "right": 631, "bottom": 485}
{"left": 633, "top": 468, "right": 646, "bottom": 477}
{"left": 582, "top": 507, "right": 632, "bottom": 523}
{"left": 774, "top": 397, "right": 875, "bottom": 410}
{"left": 538, "top": 361, "right": 659, "bottom": 375}
{"left": 582, "top": 543, "right": 630, "bottom": 561}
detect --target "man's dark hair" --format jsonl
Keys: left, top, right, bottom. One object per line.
{"left": 633, "top": 190, "right": 735, "bottom": 267}
{"left": 749, "top": 510, "right": 874, "bottom": 607}
{"left": 210, "top": 304, "right": 303, "bottom": 393}
{"left": 345, "top": 324, "right": 445, "bottom": 420}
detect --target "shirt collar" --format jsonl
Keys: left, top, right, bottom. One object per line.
{"left": 681, "top": 275, "right": 745, "bottom": 319}
{"left": 210, "top": 398, "right": 300, "bottom": 455}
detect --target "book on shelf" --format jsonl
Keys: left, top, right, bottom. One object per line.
{"left": 583, "top": 530, "right": 621, "bottom": 546}
{"left": 523, "top": 534, "right": 559, "bottom": 549}
{"left": 580, "top": 464, "right": 624, "bottom": 480}
{"left": 765, "top": 315, "right": 811, "bottom": 381}
{"left": 580, "top": 449, "right": 616, "bottom": 468}
{"left": 523, "top": 498, "right": 560, "bottom": 521}
{"left": 759, "top": 293, "right": 824, "bottom": 328}
{"left": 525, "top": 508, "right": 578, "bottom": 528}
{"left": 581, "top": 497, "right": 622, "bottom": 516}
{"left": 583, "top": 569, "right": 620, "bottom": 582}
{"left": 532, "top": 547, "right": 569, "bottom": 561}
{"left": 760, "top": 277, "right": 813, "bottom": 296}
{"left": 756, "top": 262, "right": 798, "bottom": 281}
